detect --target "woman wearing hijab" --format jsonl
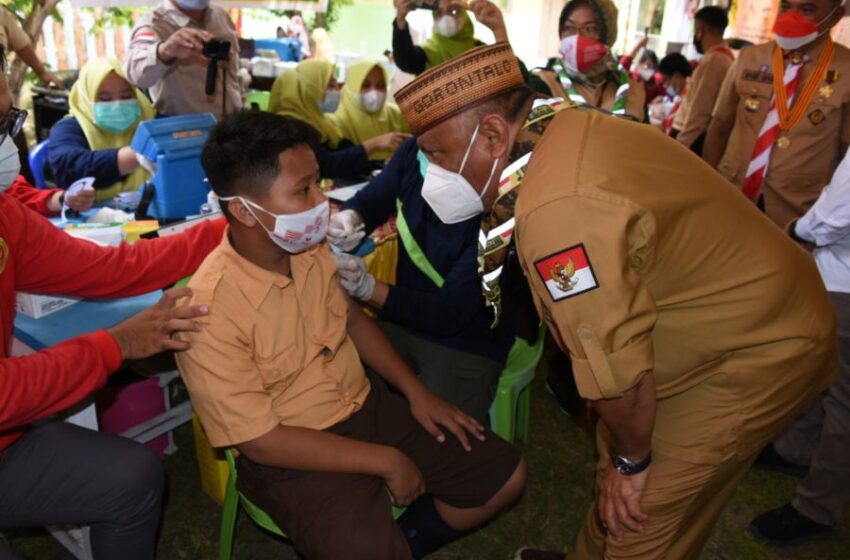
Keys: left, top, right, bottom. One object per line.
{"left": 269, "top": 60, "right": 408, "bottom": 180}
{"left": 328, "top": 60, "right": 411, "bottom": 162}
{"left": 392, "top": 0, "right": 508, "bottom": 75}
{"left": 48, "top": 58, "right": 154, "bottom": 202}
{"left": 535, "top": 0, "right": 646, "bottom": 122}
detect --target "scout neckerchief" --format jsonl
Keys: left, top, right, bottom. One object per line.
{"left": 773, "top": 39, "right": 834, "bottom": 146}
{"left": 551, "top": 57, "right": 631, "bottom": 116}
{"left": 478, "top": 98, "right": 576, "bottom": 328}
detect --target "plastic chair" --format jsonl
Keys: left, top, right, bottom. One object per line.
{"left": 28, "top": 140, "right": 50, "bottom": 188}
{"left": 219, "top": 448, "right": 406, "bottom": 560}
{"left": 244, "top": 90, "right": 270, "bottom": 111}
{"left": 489, "top": 323, "right": 547, "bottom": 445}
{"left": 219, "top": 448, "right": 287, "bottom": 560}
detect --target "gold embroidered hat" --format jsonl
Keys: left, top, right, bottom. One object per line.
{"left": 395, "top": 42, "right": 525, "bottom": 135}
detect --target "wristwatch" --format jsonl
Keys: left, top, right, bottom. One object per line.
{"left": 611, "top": 452, "right": 651, "bottom": 476}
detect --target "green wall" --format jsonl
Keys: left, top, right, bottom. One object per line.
{"left": 328, "top": 4, "right": 396, "bottom": 60}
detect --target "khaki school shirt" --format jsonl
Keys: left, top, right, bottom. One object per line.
{"left": 0, "top": 10, "right": 30, "bottom": 52}
{"left": 175, "top": 234, "right": 370, "bottom": 448}
{"left": 515, "top": 108, "right": 834, "bottom": 462}
{"left": 711, "top": 40, "right": 850, "bottom": 228}
{"left": 124, "top": 0, "right": 243, "bottom": 118}
{"left": 676, "top": 45, "right": 734, "bottom": 148}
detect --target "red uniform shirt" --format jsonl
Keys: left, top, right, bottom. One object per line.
{"left": 0, "top": 194, "right": 225, "bottom": 454}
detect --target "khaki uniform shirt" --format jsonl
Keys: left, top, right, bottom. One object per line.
{"left": 124, "top": 0, "right": 242, "bottom": 118}
{"left": 676, "top": 45, "right": 734, "bottom": 147}
{"left": 712, "top": 41, "right": 850, "bottom": 228}
{"left": 515, "top": 108, "right": 835, "bottom": 463}
{"left": 175, "top": 235, "right": 371, "bottom": 448}
{"left": 0, "top": 10, "right": 30, "bottom": 52}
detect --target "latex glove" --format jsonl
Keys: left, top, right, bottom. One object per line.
{"left": 136, "top": 152, "right": 157, "bottom": 175}
{"left": 334, "top": 253, "right": 376, "bottom": 301}
{"left": 328, "top": 209, "right": 366, "bottom": 251}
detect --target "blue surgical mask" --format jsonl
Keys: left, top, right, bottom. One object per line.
{"left": 174, "top": 0, "right": 210, "bottom": 9}
{"left": 94, "top": 99, "right": 141, "bottom": 133}
{"left": 417, "top": 149, "right": 429, "bottom": 178}
{"left": 320, "top": 90, "right": 341, "bottom": 113}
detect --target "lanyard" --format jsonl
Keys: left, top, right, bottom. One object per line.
{"left": 395, "top": 198, "right": 445, "bottom": 288}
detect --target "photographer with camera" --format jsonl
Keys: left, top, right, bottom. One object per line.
{"left": 124, "top": 0, "right": 241, "bottom": 119}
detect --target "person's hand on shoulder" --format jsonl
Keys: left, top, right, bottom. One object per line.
{"left": 156, "top": 28, "right": 212, "bottom": 64}
{"left": 108, "top": 287, "right": 209, "bottom": 360}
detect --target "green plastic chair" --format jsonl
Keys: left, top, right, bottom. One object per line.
{"left": 219, "top": 448, "right": 287, "bottom": 560}
{"left": 489, "top": 324, "right": 547, "bottom": 444}
{"left": 219, "top": 448, "right": 406, "bottom": 559}
{"left": 244, "top": 90, "right": 270, "bottom": 111}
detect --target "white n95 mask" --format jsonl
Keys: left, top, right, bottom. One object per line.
{"left": 421, "top": 123, "right": 499, "bottom": 224}
{"left": 0, "top": 134, "right": 20, "bottom": 192}
{"left": 220, "top": 195, "right": 329, "bottom": 254}
{"left": 359, "top": 90, "right": 386, "bottom": 114}
{"left": 435, "top": 15, "right": 461, "bottom": 38}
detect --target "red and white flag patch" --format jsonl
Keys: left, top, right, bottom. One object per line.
{"left": 534, "top": 244, "right": 599, "bottom": 301}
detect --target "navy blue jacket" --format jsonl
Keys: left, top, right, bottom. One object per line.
{"left": 314, "top": 139, "right": 379, "bottom": 183}
{"left": 344, "top": 137, "right": 515, "bottom": 363}
{"left": 47, "top": 117, "right": 124, "bottom": 191}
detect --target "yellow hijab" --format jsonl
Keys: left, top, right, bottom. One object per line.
{"left": 269, "top": 60, "right": 343, "bottom": 149}
{"left": 328, "top": 61, "right": 410, "bottom": 161}
{"left": 421, "top": 12, "right": 478, "bottom": 69}
{"left": 68, "top": 58, "right": 155, "bottom": 201}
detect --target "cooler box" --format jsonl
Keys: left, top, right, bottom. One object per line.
{"left": 253, "top": 38, "right": 302, "bottom": 62}
{"left": 96, "top": 378, "right": 170, "bottom": 458}
{"left": 130, "top": 113, "right": 216, "bottom": 220}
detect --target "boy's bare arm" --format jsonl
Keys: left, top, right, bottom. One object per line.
{"left": 345, "top": 296, "right": 485, "bottom": 450}
{"left": 237, "top": 424, "right": 425, "bottom": 506}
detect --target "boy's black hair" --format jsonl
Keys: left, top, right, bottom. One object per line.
{"left": 657, "top": 53, "right": 692, "bottom": 78}
{"left": 694, "top": 6, "right": 728, "bottom": 34}
{"left": 201, "top": 110, "right": 318, "bottom": 202}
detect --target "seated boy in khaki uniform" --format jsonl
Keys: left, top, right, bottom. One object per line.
{"left": 176, "top": 110, "right": 526, "bottom": 560}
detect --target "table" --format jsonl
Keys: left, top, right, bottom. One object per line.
{"left": 12, "top": 291, "right": 192, "bottom": 560}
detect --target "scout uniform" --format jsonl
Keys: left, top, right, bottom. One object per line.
{"left": 395, "top": 43, "right": 837, "bottom": 559}
{"left": 124, "top": 0, "right": 242, "bottom": 118}
{"left": 675, "top": 43, "right": 735, "bottom": 149}
{"left": 711, "top": 39, "right": 850, "bottom": 228}
{"left": 176, "top": 235, "right": 520, "bottom": 559}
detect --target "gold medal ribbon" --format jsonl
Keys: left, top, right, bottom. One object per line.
{"left": 772, "top": 40, "right": 835, "bottom": 134}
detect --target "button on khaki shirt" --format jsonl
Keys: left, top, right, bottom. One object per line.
{"left": 0, "top": 9, "right": 30, "bottom": 52}
{"left": 124, "top": 0, "right": 243, "bottom": 118}
{"left": 515, "top": 108, "right": 835, "bottom": 463}
{"left": 175, "top": 234, "right": 371, "bottom": 448}
{"left": 711, "top": 40, "right": 850, "bottom": 228}
{"left": 676, "top": 44, "right": 734, "bottom": 148}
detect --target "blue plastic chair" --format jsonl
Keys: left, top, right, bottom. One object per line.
{"left": 29, "top": 140, "right": 50, "bottom": 188}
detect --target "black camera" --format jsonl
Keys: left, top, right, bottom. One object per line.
{"left": 203, "top": 38, "right": 231, "bottom": 96}
{"left": 413, "top": 1, "right": 437, "bottom": 10}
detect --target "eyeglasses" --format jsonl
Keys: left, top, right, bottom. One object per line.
{"left": 561, "top": 22, "right": 602, "bottom": 38}
{"left": 0, "top": 107, "right": 26, "bottom": 144}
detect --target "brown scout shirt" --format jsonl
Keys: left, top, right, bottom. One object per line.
{"left": 175, "top": 234, "right": 370, "bottom": 448}
{"left": 515, "top": 108, "right": 836, "bottom": 464}
{"left": 711, "top": 40, "right": 850, "bottom": 228}
{"left": 124, "top": 0, "right": 243, "bottom": 118}
{"left": 676, "top": 44, "right": 734, "bottom": 148}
